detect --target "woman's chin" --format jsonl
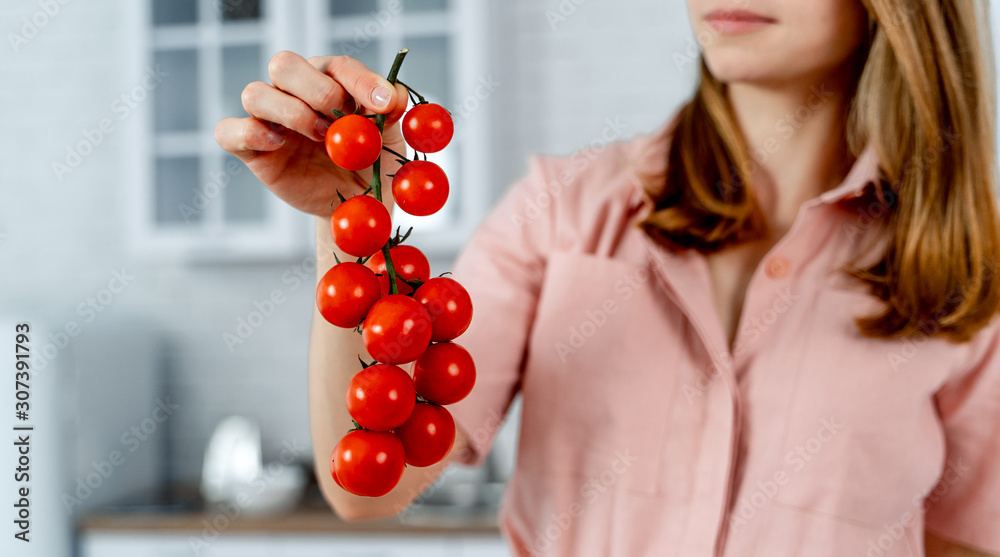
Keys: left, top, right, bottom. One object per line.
{"left": 702, "top": 57, "right": 799, "bottom": 88}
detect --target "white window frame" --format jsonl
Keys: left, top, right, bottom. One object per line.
{"left": 124, "top": 0, "right": 491, "bottom": 262}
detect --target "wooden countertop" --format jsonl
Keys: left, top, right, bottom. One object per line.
{"left": 79, "top": 487, "right": 501, "bottom": 535}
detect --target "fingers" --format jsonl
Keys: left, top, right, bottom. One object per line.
{"left": 242, "top": 80, "right": 329, "bottom": 141}
{"left": 270, "top": 51, "right": 353, "bottom": 118}
{"left": 219, "top": 51, "right": 403, "bottom": 161}
{"left": 306, "top": 54, "right": 397, "bottom": 114}
{"left": 385, "top": 82, "right": 410, "bottom": 125}
{"left": 215, "top": 117, "right": 286, "bottom": 161}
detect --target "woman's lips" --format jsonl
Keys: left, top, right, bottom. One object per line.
{"left": 704, "top": 9, "right": 776, "bottom": 35}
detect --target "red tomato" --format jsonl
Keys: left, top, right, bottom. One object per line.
{"left": 325, "top": 114, "right": 383, "bottom": 171}
{"left": 402, "top": 103, "right": 454, "bottom": 153}
{"left": 395, "top": 403, "right": 456, "bottom": 467}
{"left": 329, "top": 440, "right": 358, "bottom": 494}
{"left": 411, "top": 341, "right": 476, "bottom": 405}
{"left": 391, "top": 160, "right": 450, "bottom": 216}
{"left": 331, "top": 195, "right": 392, "bottom": 257}
{"left": 345, "top": 363, "right": 416, "bottom": 431}
{"left": 332, "top": 430, "right": 405, "bottom": 497}
{"left": 362, "top": 295, "right": 433, "bottom": 364}
{"left": 316, "top": 262, "right": 381, "bottom": 328}
{"left": 413, "top": 277, "right": 473, "bottom": 341}
{"left": 366, "top": 245, "right": 431, "bottom": 296}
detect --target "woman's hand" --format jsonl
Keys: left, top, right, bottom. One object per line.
{"left": 215, "top": 51, "right": 409, "bottom": 217}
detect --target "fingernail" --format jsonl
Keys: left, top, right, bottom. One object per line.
{"left": 314, "top": 119, "right": 331, "bottom": 140}
{"left": 266, "top": 130, "right": 285, "bottom": 146}
{"left": 371, "top": 86, "right": 392, "bottom": 108}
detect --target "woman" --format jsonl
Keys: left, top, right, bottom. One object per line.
{"left": 215, "top": 0, "right": 1000, "bottom": 555}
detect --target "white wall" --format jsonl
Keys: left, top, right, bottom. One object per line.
{"left": 489, "top": 0, "right": 698, "bottom": 193}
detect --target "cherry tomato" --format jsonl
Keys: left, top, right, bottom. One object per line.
{"left": 329, "top": 440, "right": 358, "bottom": 494}
{"left": 366, "top": 245, "right": 431, "bottom": 296}
{"left": 395, "top": 403, "right": 456, "bottom": 467}
{"left": 411, "top": 341, "right": 476, "bottom": 405}
{"left": 331, "top": 195, "right": 392, "bottom": 257}
{"left": 345, "top": 363, "right": 416, "bottom": 431}
{"left": 402, "top": 103, "right": 453, "bottom": 153}
{"left": 332, "top": 430, "right": 405, "bottom": 497}
{"left": 325, "top": 114, "right": 383, "bottom": 171}
{"left": 362, "top": 295, "right": 433, "bottom": 364}
{"left": 413, "top": 277, "right": 473, "bottom": 341}
{"left": 316, "top": 262, "right": 381, "bottom": 328}
{"left": 392, "top": 160, "right": 450, "bottom": 216}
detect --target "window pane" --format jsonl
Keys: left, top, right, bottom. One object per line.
{"left": 331, "top": 40, "right": 380, "bottom": 75}
{"left": 398, "top": 36, "right": 450, "bottom": 107}
{"left": 220, "top": 0, "right": 261, "bottom": 22}
{"left": 405, "top": 0, "right": 448, "bottom": 12}
{"left": 221, "top": 46, "right": 261, "bottom": 119}
{"left": 152, "top": 0, "right": 197, "bottom": 25}
{"left": 330, "top": 0, "right": 378, "bottom": 16}
{"left": 153, "top": 49, "right": 199, "bottom": 132}
{"left": 222, "top": 155, "right": 266, "bottom": 222}
{"left": 155, "top": 157, "right": 201, "bottom": 224}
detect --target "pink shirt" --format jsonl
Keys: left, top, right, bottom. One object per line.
{"left": 446, "top": 114, "right": 1000, "bottom": 556}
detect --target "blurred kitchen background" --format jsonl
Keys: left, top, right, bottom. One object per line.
{"left": 3, "top": 0, "right": 997, "bottom": 556}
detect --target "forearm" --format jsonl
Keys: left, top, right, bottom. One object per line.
{"left": 307, "top": 215, "right": 466, "bottom": 520}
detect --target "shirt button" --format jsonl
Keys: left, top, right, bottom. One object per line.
{"left": 765, "top": 255, "right": 790, "bottom": 279}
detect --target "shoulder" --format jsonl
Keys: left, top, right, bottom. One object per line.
{"left": 946, "top": 309, "right": 1000, "bottom": 383}
{"left": 529, "top": 117, "right": 674, "bottom": 200}
{"left": 509, "top": 117, "right": 676, "bottom": 248}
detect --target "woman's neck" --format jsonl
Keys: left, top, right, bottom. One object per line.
{"left": 726, "top": 72, "right": 856, "bottom": 238}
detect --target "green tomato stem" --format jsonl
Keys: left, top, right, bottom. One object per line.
{"left": 371, "top": 48, "right": 409, "bottom": 296}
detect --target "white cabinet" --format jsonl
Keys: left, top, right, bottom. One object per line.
{"left": 80, "top": 532, "right": 511, "bottom": 557}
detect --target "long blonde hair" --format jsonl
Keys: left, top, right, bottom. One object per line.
{"left": 639, "top": 0, "right": 1000, "bottom": 342}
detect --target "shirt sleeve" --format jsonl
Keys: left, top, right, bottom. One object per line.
{"left": 923, "top": 320, "right": 1000, "bottom": 553}
{"left": 444, "top": 155, "right": 555, "bottom": 467}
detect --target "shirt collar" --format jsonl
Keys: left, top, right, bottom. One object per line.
{"left": 815, "top": 142, "right": 881, "bottom": 205}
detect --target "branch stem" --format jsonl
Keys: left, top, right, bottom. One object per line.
{"left": 371, "top": 48, "right": 409, "bottom": 296}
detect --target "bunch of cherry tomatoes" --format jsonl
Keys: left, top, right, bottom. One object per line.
{"left": 316, "top": 50, "right": 476, "bottom": 498}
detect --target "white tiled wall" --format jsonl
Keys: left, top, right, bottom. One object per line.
{"left": 0, "top": 0, "right": 698, "bottom": 487}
